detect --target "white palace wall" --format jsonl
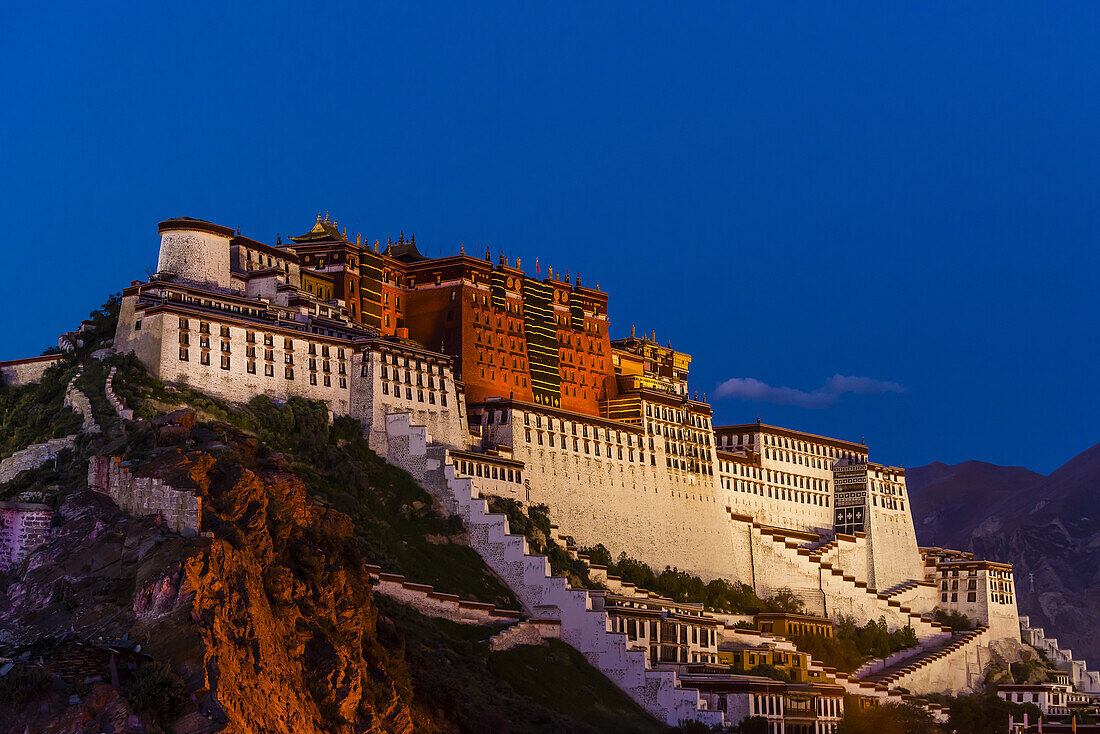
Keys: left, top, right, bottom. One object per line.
{"left": 474, "top": 403, "right": 752, "bottom": 583}
{"left": 116, "top": 304, "right": 352, "bottom": 414}
{"left": 349, "top": 344, "right": 466, "bottom": 456}
{"left": 866, "top": 497, "right": 924, "bottom": 591}
{"left": 718, "top": 456, "right": 834, "bottom": 537}
{"left": 0, "top": 356, "right": 64, "bottom": 388}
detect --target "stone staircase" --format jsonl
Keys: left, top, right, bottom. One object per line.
{"left": 856, "top": 625, "right": 991, "bottom": 693}
{"left": 728, "top": 509, "right": 949, "bottom": 641}
{"left": 364, "top": 563, "right": 523, "bottom": 626}
{"left": 489, "top": 619, "right": 563, "bottom": 651}
{"left": 65, "top": 368, "right": 99, "bottom": 434}
{"left": 105, "top": 366, "right": 134, "bottom": 420}
{"left": 878, "top": 579, "right": 923, "bottom": 598}
{"left": 548, "top": 520, "right": 955, "bottom": 717}
{"left": 1020, "top": 616, "right": 1100, "bottom": 693}
{"left": 384, "top": 413, "right": 727, "bottom": 727}
{"left": 1, "top": 370, "right": 98, "bottom": 485}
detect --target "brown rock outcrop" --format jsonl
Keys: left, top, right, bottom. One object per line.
{"left": 1, "top": 423, "right": 423, "bottom": 734}
{"left": 144, "top": 436, "right": 419, "bottom": 734}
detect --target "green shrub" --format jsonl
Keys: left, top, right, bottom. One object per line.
{"left": 487, "top": 497, "right": 593, "bottom": 589}
{"left": 792, "top": 615, "right": 918, "bottom": 673}
{"left": 932, "top": 608, "right": 973, "bottom": 631}
{"left": 580, "top": 543, "right": 787, "bottom": 614}
{"left": 943, "top": 693, "right": 1041, "bottom": 734}
{"left": 746, "top": 663, "right": 792, "bottom": 682}
{"left": 0, "top": 664, "right": 52, "bottom": 705}
{"left": 0, "top": 360, "right": 81, "bottom": 459}
{"left": 126, "top": 661, "right": 188, "bottom": 720}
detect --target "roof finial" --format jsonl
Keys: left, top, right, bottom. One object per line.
{"left": 410, "top": 233, "right": 415, "bottom": 245}
{"left": 399, "top": 230, "right": 405, "bottom": 244}
{"left": 631, "top": 325, "right": 636, "bottom": 337}
{"left": 356, "top": 232, "right": 362, "bottom": 247}
{"left": 317, "top": 213, "right": 322, "bottom": 223}
{"left": 460, "top": 242, "right": 465, "bottom": 255}
{"left": 325, "top": 211, "right": 330, "bottom": 223}
{"left": 343, "top": 226, "right": 347, "bottom": 238}
{"left": 485, "top": 245, "right": 491, "bottom": 261}
{"left": 374, "top": 238, "right": 380, "bottom": 253}
{"left": 565, "top": 269, "right": 570, "bottom": 283}
{"left": 516, "top": 257, "right": 521, "bottom": 270}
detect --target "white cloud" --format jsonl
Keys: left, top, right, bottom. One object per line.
{"left": 713, "top": 374, "right": 906, "bottom": 408}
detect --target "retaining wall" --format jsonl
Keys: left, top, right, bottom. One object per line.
{"left": 87, "top": 456, "right": 200, "bottom": 536}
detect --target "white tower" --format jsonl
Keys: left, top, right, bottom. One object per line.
{"left": 156, "top": 217, "right": 234, "bottom": 289}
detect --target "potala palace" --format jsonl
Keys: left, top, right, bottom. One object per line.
{"left": 10, "top": 214, "right": 1094, "bottom": 730}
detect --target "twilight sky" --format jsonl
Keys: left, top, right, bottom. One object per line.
{"left": 2, "top": 2, "right": 1097, "bottom": 473}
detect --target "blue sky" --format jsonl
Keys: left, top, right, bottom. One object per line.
{"left": 2, "top": 2, "right": 1097, "bottom": 473}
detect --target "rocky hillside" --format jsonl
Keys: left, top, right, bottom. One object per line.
{"left": 0, "top": 312, "right": 665, "bottom": 733}
{"left": 907, "top": 460, "right": 1042, "bottom": 550}
{"left": 908, "top": 443, "right": 1100, "bottom": 668}
{"left": 1, "top": 411, "right": 421, "bottom": 733}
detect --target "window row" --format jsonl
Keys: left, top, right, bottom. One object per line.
{"left": 455, "top": 459, "right": 521, "bottom": 484}
{"left": 380, "top": 381, "right": 448, "bottom": 406}
{"left": 177, "top": 349, "right": 347, "bottom": 387}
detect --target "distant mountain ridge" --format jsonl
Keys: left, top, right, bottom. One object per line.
{"left": 908, "top": 443, "right": 1100, "bottom": 669}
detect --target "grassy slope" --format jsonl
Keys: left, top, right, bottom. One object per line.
{"left": 108, "top": 353, "right": 518, "bottom": 609}
{"left": 4, "top": 296, "right": 672, "bottom": 732}
{"left": 378, "top": 597, "right": 665, "bottom": 734}
{"left": 0, "top": 361, "right": 82, "bottom": 459}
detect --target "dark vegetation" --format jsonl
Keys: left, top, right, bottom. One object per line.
{"left": 124, "top": 661, "right": 188, "bottom": 721}
{"left": 0, "top": 360, "right": 81, "bottom": 459}
{"left": 919, "top": 692, "right": 1043, "bottom": 734}
{"left": 670, "top": 718, "right": 767, "bottom": 734}
{"left": 0, "top": 664, "right": 53, "bottom": 706}
{"left": 0, "top": 293, "right": 125, "bottom": 461}
{"left": 837, "top": 700, "right": 942, "bottom": 733}
{"left": 110, "top": 354, "right": 517, "bottom": 608}
{"left": 791, "top": 616, "right": 918, "bottom": 673}
{"left": 931, "top": 608, "right": 973, "bottom": 631}
{"left": 376, "top": 596, "right": 665, "bottom": 734}
{"left": 583, "top": 542, "right": 802, "bottom": 614}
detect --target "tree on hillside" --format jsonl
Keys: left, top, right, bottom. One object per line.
{"left": 837, "top": 702, "right": 942, "bottom": 733}
{"left": 737, "top": 717, "right": 768, "bottom": 734}
{"left": 946, "top": 693, "right": 1041, "bottom": 734}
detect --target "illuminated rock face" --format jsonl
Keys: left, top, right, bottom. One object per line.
{"left": 2, "top": 419, "right": 418, "bottom": 734}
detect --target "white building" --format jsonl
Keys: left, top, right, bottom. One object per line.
{"left": 997, "top": 683, "right": 1071, "bottom": 716}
